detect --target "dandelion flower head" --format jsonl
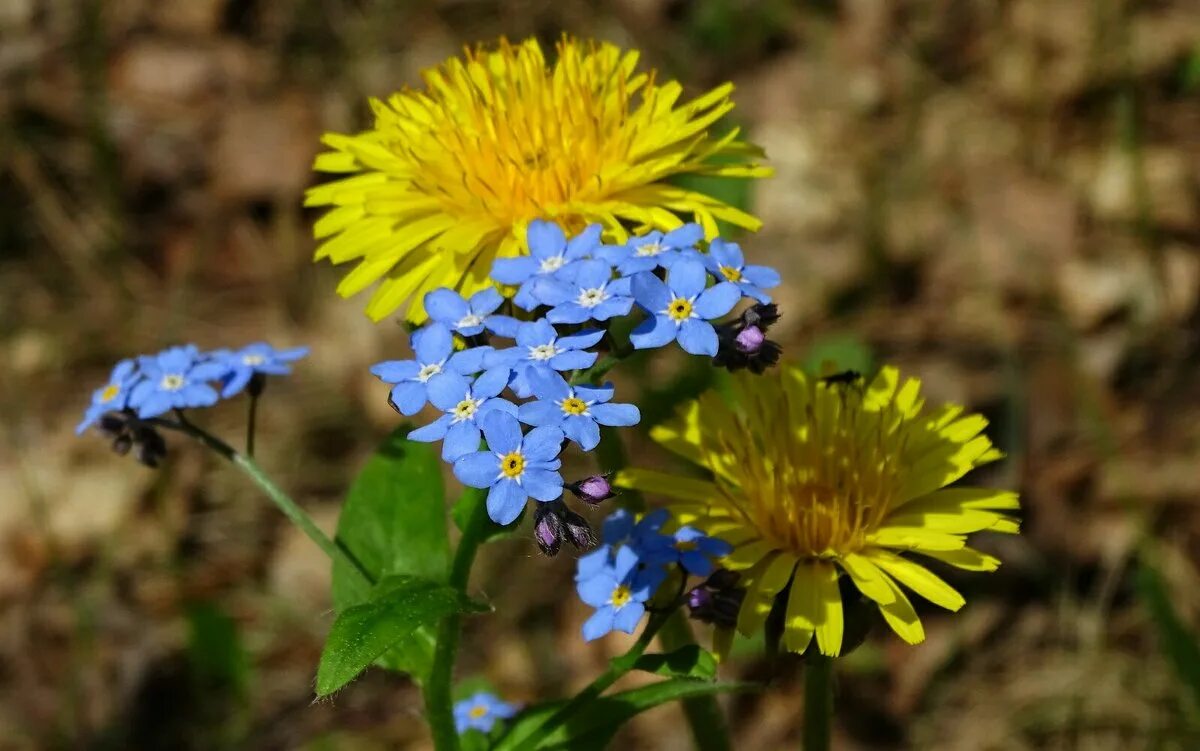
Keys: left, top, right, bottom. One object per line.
{"left": 617, "top": 364, "right": 1020, "bottom": 657}
{"left": 307, "top": 36, "right": 771, "bottom": 322}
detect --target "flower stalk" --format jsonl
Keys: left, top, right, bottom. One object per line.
{"left": 802, "top": 655, "right": 833, "bottom": 751}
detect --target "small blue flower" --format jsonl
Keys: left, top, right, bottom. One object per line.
{"left": 701, "top": 238, "right": 780, "bottom": 304}
{"left": 629, "top": 260, "right": 741, "bottom": 356}
{"left": 424, "top": 287, "right": 520, "bottom": 339}
{"left": 594, "top": 224, "right": 703, "bottom": 275}
{"left": 528, "top": 259, "right": 634, "bottom": 325}
{"left": 453, "top": 411, "right": 565, "bottom": 525}
{"left": 213, "top": 342, "right": 309, "bottom": 398}
{"left": 671, "top": 526, "right": 734, "bottom": 577}
{"left": 490, "top": 221, "right": 602, "bottom": 310}
{"left": 487, "top": 319, "right": 603, "bottom": 399}
{"left": 129, "top": 345, "right": 228, "bottom": 418}
{"left": 454, "top": 691, "right": 518, "bottom": 734}
{"left": 77, "top": 359, "right": 143, "bottom": 434}
{"left": 577, "top": 546, "right": 654, "bottom": 641}
{"left": 370, "top": 323, "right": 490, "bottom": 416}
{"left": 407, "top": 369, "right": 516, "bottom": 461}
{"left": 602, "top": 508, "right": 678, "bottom": 568}
{"left": 517, "top": 372, "right": 640, "bottom": 451}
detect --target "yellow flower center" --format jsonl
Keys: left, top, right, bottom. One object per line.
{"left": 719, "top": 265, "right": 742, "bottom": 282}
{"left": 635, "top": 242, "right": 663, "bottom": 257}
{"left": 468, "top": 705, "right": 489, "bottom": 719}
{"left": 577, "top": 288, "right": 607, "bottom": 308}
{"left": 560, "top": 397, "right": 589, "bottom": 416}
{"left": 417, "top": 362, "right": 443, "bottom": 382}
{"left": 528, "top": 344, "right": 558, "bottom": 361}
{"left": 610, "top": 584, "right": 632, "bottom": 608}
{"left": 500, "top": 451, "right": 525, "bottom": 479}
{"left": 100, "top": 384, "right": 121, "bottom": 403}
{"left": 160, "top": 374, "right": 186, "bottom": 391}
{"left": 667, "top": 298, "right": 693, "bottom": 322}
{"left": 452, "top": 397, "right": 480, "bottom": 422}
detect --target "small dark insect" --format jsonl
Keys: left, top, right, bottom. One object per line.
{"left": 820, "top": 369, "right": 862, "bottom": 386}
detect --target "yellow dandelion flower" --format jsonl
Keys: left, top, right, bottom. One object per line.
{"left": 617, "top": 364, "right": 1020, "bottom": 657}
{"left": 306, "top": 36, "right": 772, "bottom": 323}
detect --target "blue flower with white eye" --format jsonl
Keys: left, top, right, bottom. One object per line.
{"left": 424, "top": 287, "right": 520, "bottom": 339}
{"left": 487, "top": 319, "right": 603, "bottom": 398}
{"left": 629, "top": 259, "right": 742, "bottom": 356}
{"left": 701, "top": 238, "right": 780, "bottom": 304}
{"left": 452, "top": 411, "right": 565, "bottom": 525}
{"left": 490, "top": 221, "right": 602, "bottom": 310}
{"left": 594, "top": 223, "right": 703, "bottom": 275}
{"left": 454, "top": 691, "right": 518, "bottom": 734}
{"left": 517, "top": 372, "right": 639, "bottom": 451}
{"left": 77, "top": 359, "right": 143, "bottom": 434}
{"left": 576, "top": 546, "right": 654, "bottom": 641}
{"left": 129, "top": 345, "right": 228, "bottom": 418}
{"left": 528, "top": 259, "right": 634, "bottom": 325}
{"left": 212, "top": 342, "right": 309, "bottom": 398}
{"left": 370, "top": 323, "right": 490, "bottom": 416}
{"left": 407, "top": 369, "right": 516, "bottom": 461}
{"left": 671, "top": 526, "right": 734, "bottom": 577}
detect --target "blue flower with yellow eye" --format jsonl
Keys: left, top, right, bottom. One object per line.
{"left": 77, "top": 359, "right": 143, "bottom": 434}
{"left": 629, "top": 259, "right": 741, "bottom": 356}
{"left": 454, "top": 691, "right": 518, "bottom": 734}
{"left": 407, "top": 369, "right": 516, "bottom": 461}
{"left": 517, "top": 372, "right": 639, "bottom": 451}
{"left": 370, "top": 323, "right": 490, "bottom": 416}
{"left": 129, "top": 345, "right": 228, "bottom": 418}
{"left": 452, "top": 411, "right": 565, "bottom": 525}
{"left": 576, "top": 546, "right": 654, "bottom": 641}
{"left": 671, "top": 525, "right": 733, "bottom": 577}
{"left": 701, "top": 238, "right": 780, "bottom": 304}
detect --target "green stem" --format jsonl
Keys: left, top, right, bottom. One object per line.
{"left": 508, "top": 609, "right": 673, "bottom": 751}
{"left": 659, "top": 612, "right": 733, "bottom": 751}
{"left": 154, "top": 416, "right": 373, "bottom": 590}
{"left": 425, "top": 487, "right": 491, "bottom": 751}
{"left": 246, "top": 393, "right": 259, "bottom": 457}
{"left": 802, "top": 655, "right": 833, "bottom": 751}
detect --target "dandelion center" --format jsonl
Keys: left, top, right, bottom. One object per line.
{"left": 307, "top": 36, "right": 771, "bottom": 323}
{"left": 666, "top": 298, "right": 693, "bottom": 322}
{"left": 719, "top": 265, "right": 742, "bottom": 282}
{"left": 560, "top": 397, "right": 589, "bottom": 416}
{"left": 577, "top": 287, "right": 608, "bottom": 308}
{"left": 100, "top": 384, "right": 121, "bottom": 403}
{"left": 610, "top": 584, "right": 632, "bottom": 608}
{"left": 417, "top": 362, "right": 443, "bottom": 382}
{"left": 635, "top": 242, "right": 664, "bottom": 258}
{"left": 452, "top": 397, "right": 481, "bottom": 422}
{"left": 499, "top": 451, "right": 525, "bottom": 480}
{"left": 468, "top": 705, "right": 489, "bottom": 719}
{"left": 457, "top": 313, "right": 484, "bottom": 329}
{"left": 160, "top": 374, "right": 186, "bottom": 391}
{"left": 528, "top": 344, "right": 559, "bottom": 361}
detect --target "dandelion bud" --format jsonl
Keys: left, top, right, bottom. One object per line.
{"left": 561, "top": 509, "right": 597, "bottom": 551}
{"left": 532, "top": 504, "right": 565, "bottom": 557}
{"left": 566, "top": 474, "right": 616, "bottom": 505}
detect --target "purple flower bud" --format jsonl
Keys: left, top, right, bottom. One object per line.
{"left": 734, "top": 325, "right": 766, "bottom": 353}
{"left": 532, "top": 504, "right": 565, "bottom": 556}
{"left": 561, "top": 509, "right": 597, "bottom": 551}
{"left": 566, "top": 473, "right": 616, "bottom": 505}
{"left": 686, "top": 586, "right": 713, "bottom": 611}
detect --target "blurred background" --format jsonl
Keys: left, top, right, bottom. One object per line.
{"left": 3, "top": 0, "right": 1200, "bottom": 749}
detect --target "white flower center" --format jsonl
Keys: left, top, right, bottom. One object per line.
{"left": 417, "top": 362, "right": 443, "bottom": 382}
{"left": 539, "top": 255, "right": 566, "bottom": 273}
{"left": 528, "top": 343, "right": 559, "bottom": 361}
{"left": 242, "top": 354, "right": 266, "bottom": 366}
{"left": 451, "top": 395, "right": 483, "bottom": 423}
{"left": 634, "top": 242, "right": 663, "bottom": 257}
{"left": 577, "top": 287, "right": 608, "bottom": 308}
{"left": 160, "top": 374, "right": 186, "bottom": 391}
{"left": 456, "top": 313, "right": 484, "bottom": 329}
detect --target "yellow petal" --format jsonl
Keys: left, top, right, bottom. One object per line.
{"left": 782, "top": 564, "right": 817, "bottom": 654}
{"left": 837, "top": 553, "right": 896, "bottom": 605}
{"left": 866, "top": 550, "right": 965, "bottom": 612}
{"left": 612, "top": 469, "right": 719, "bottom": 504}
{"left": 812, "top": 561, "right": 843, "bottom": 656}
{"left": 914, "top": 546, "right": 1001, "bottom": 572}
{"left": 875, "top": 573, "right": 925, "bottom": 645}
{"left": 868, "top": 527, "right": 966, "bottom": 552}
{"left": 736, "top": 552, "right": 797, "bottom": 637}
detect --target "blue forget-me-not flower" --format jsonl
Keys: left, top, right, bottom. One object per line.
{"left": 629, "top": 259, "right": 741, "bottom": 357}
{"left": 529, "top": 259, "right": 634, "bottom": 325}
{"left": 370, "top": 323, "right": 489, "bottom": 416}
{"left": 576, "top": 546, "right": 655, "bottom": 641}
{"left": 487, "top": 319, "right": 603, "bottom": 398}
{"left": 453, "top": 691, "right": 518, "bottom": 734}
{"left": 213, "top": 342, "right": 309, "bottom": 398}
{"left": 517, "top": 372, "right": 639, "bottom": 451}
{"left": 594, "top": 223, "right": 703, "bottom": 275}
{"left": 77, "top": 359, "right": 143, "bottom": 434}
{"left": 671, "top": 525, "right": 734, "bottom": 577}
{"left": 407, "top": 369, "right": 516, "bottom": 461}
{"left": 129, "top": 345, "right": 228, "bottom": 418}
{"left": 701, "top": 238, "right": 781, "bottom": 304}
{"left": 424, "top": 287, "right": 520, "bottom": 339}
{"left": 490, "top": 221, "right": 602, "bottom": 310}
{"left": 453, "top": 411, "right": 565, "bottom": 525}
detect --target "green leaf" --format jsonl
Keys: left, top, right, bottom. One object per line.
{"left": 185, "top": 601, "right": 250, "bottom": 696}
{"left": 316, "top": 575, "right": 486, "bottom": 697}
{"left": 1136, "top": 548, "right": 1200, "bottom": 709}
{"left": 330, "top": 429, "right": 450, "bottom": 681}
{"left": 801, "top": 335, "right": 874, "bottom": 378}
{"left": 494, "top": 679, "right": 753, "bottom": 751}
{"left": 633, "top": 645, "right": 718, "bottom": 681}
